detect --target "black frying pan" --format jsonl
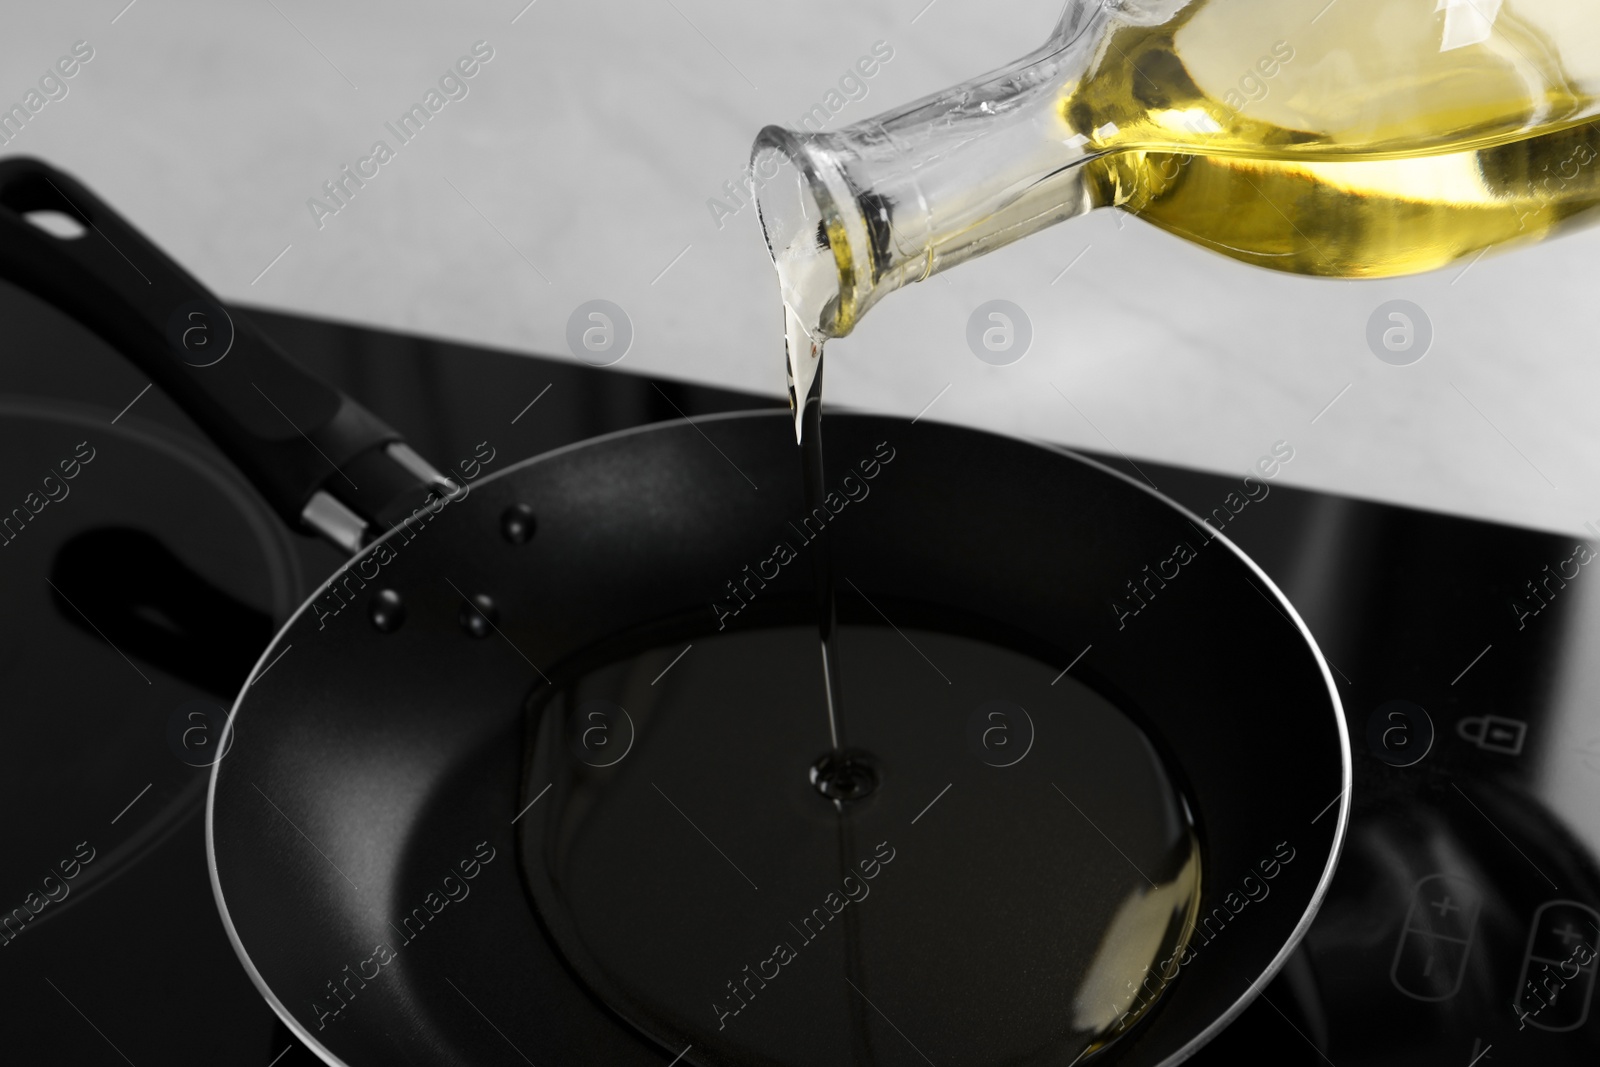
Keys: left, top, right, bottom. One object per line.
{"left": 0, "top": 158, "right": 1349, "bottom": 1066}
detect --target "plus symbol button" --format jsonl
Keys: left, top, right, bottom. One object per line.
{"left": 1553, "top": 922, "right": 1585, "bottom": 948}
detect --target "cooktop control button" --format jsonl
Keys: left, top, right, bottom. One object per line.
{"left": 1390, "top": 874, "right": 1483, "bottom": 1001}
{"left": 1514, "top": 900, "right": 1600, "bottom": 1032}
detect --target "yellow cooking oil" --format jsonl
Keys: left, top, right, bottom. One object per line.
{"left": 1077, "top": 0, "right": 1600, "bottom": 276}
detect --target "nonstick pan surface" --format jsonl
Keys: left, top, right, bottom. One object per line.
{"left": 207, "top": 410, "right": 1350, "bottom": 1067}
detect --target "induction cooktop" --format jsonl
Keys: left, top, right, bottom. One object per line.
{"left": 1, "top": 276, "right": 1595, "bottom": 1066}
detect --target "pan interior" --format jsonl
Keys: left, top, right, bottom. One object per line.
{"left": 518, "top": 619, "right": 1202, "bottom": 1067}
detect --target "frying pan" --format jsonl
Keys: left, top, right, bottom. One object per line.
{"left": 0, "top": 158, "right": 1350, "bottom": 1066}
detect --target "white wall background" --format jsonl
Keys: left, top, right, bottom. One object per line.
{"left": 4, "top": 0, "right": 1599, "bottom": 535}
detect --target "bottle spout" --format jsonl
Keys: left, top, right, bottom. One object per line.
{"left": 752, "top": 19, "right": 1104, "bottom": 425}
{"left": 752, "top": 126, "right": 874, "bottom": 442}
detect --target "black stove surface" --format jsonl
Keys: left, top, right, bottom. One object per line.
{"left": 1, "top": 277, "right": 1595, "bottom": 1065}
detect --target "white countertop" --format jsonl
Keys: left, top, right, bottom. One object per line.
{"left": 7, "top": 0, "right": 1600, "bottom": 536}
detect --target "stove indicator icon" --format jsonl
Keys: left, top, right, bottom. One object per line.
{"left": 1390, "top": 874, "right": 1482, "bottom": 1001}
{"left": 1513, "top": 900, "right": 1599, "bottom": 1032}
{"left": 1456, "top": 714, "right": 1527, "bottom": 756}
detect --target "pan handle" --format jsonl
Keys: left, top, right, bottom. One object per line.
{"left": 0, "top": 156, "right": 455, "bottom": 553}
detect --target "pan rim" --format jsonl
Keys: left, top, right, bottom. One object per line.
{"left": 205, "top": 407, "right": 1352, "bottom": 1067}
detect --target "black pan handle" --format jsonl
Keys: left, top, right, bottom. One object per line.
{"left": 0, "top": 157, "right": 456, "bottom": 553}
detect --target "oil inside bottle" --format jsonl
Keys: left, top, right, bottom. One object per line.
{"left": 519, "top": 623, "right": 1203, "bottom": 1066}
{"left": 1077, "top": 0, "right": 1600, "bottom": 278}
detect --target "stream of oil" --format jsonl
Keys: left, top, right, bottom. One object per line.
{"left": 796, "top": 357, "right": 873, "bottom": 803}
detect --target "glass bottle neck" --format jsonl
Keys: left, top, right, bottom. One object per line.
{"left": 753, "top": 8, "right": 1108, "bottom": 343}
